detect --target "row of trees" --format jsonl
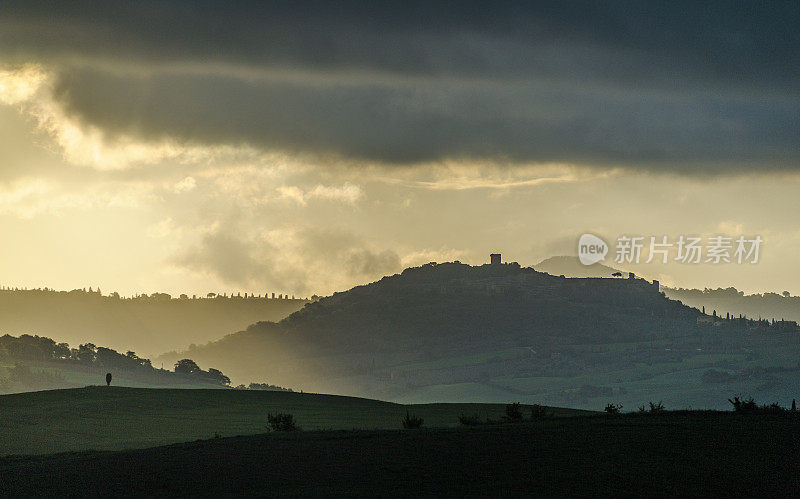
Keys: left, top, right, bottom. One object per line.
{"left": 174, "top": 359, "right": 231, "bottom": 385}
{"left": 666, "top": 286, "right": 800, "bottom": 325}
{"left": 0, "top": 334, "right": 230, "bottom": 386}
{"left": 234, "top": 382, "right": 293, "bottom": 392}
{"left": 0, "top": 334, "right": 153, "bottom": 369}
{"left": 0, "top": 286, "right": 310, "bottom": 301}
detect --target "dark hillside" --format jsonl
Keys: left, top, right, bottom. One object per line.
{"left": 281, "top": 262, "right": 683, "bottom": 352}
{"left": 3, "top": 412, "right": 799, "bottom": 496}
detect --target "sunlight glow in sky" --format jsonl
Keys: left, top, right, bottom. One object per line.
{"left": 0, "top": 2, "right": 798, "bottom": 297}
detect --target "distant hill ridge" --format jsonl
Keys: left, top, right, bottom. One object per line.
{"left": 158, "top": 260, "right": 716, "bottom": 398}
{"left": 279, "top": 260, "right": 667, "bottom": 348}
{"left": 0, "top": 287, "right": 308, "bottom": 356}
{"left": 535, "top": 256, "right": 800, "bottom": 324}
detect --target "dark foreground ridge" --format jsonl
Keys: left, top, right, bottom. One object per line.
{"left": 2, "top": 411, "right": 798, "bottom": 496}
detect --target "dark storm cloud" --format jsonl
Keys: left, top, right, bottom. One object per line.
{"left": 2, "top": 1, "right": 798, "bottom": 171}
{"left": 51, "top": 67, "right": 800, "bottom": 170}
{"left": 2, "top": 1, "right": 798, "bottom": 89}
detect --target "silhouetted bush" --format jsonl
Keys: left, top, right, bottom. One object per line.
{"left": 402, "top": 411, "right": 423, "bottom": 429}
{"left": 761, "top": 402, "right": 785, "bottom": 413}
{"left": 267, "top": 413, "right": 298, "bottom": 431}
{"left": 727, "top": 396, "right": 787, "bottom": 414}
{"left": 530, "top": 404, "right": 553, "bottom": 420}
{"left": 504, "top": 402, "right": 524, "bottom": 422}
{"left": 728, "top": 396, "right": 758, "bottom": 413}
{"left": 648, "top": 401, "right": 665, "bottom": 413}
{"left": 458, "top": 413, "right": 481, "bottom": 426}
{"left": 604, "top": 403, "right": 622, "bottom": 414}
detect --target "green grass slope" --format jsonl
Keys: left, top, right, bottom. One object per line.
{"left": 2, "top": 412, "right": 799, "bottom": 496}
{"left": 0, "top": 387, "right": 589, "bottom": 455}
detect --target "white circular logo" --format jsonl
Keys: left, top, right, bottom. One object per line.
{"left": 578, "top": 234, "right": 608, "bottom": 265}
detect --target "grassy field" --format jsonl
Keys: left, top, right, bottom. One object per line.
{"left": 2, "top": 411, "right": 799, "bottom": 496}
{"left": 0, "top": 387, "right": 591, "bottom": 455}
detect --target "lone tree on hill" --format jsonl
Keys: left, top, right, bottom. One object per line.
{"left": 105, "top": 372, "right": 112, "bottom": 386}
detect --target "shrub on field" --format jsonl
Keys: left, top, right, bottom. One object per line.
{"left": 604, "top": 403, "right": 622, "bottom": 414}
{"left": 728, "top": 396, "right": 758, "bottom": 414}
{"left": 728, "top": 396, "right": 787, "bottom": 414}
{"left": 761, "top": 402, "right": 785, "bottom": 413}
{"left": 530, "top": 404, "right": 553, "bottom": 420}
{"left": 504, "top": 402, "right": 524, "bottom": 422}
{"left": 402, "top": 411, "right": 424, "bottom": 429}
{"left": 458, "top": 413, "right": 481, "bottom": 426}
{"left": 267, "top": 412, "right": 298, "bottom": 431}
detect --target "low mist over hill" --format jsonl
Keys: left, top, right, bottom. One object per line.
{"left": 0, "top": 334, "right": 234, "bottom": 394}
{"left": 0, "top": 288, "right": 307, "bottom": 356}
{"left": 665, "top": 287, "right": 800, "bottom": 324}
{"left": 158, "top": 260, "right": 800, "bottom": 409}
{"left": 537, "top": 256, "right": 800, "bottom": 324}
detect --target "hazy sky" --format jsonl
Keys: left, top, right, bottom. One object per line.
{"left": 0, "top": 1, "right": 798, "bottom": 297}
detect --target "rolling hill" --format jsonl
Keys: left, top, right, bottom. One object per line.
{"left": 0, "top": 387, "right": 588, "bottom": 455}
{"left": 157, "top": 261, "right": 800, "bottom": 409}
{"left": 3, "top": 408, "right": 799, "bottom": 496}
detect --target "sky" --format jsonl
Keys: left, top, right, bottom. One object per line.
{"left": 0, "top": 1, "right": 798, "bottom": 297}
